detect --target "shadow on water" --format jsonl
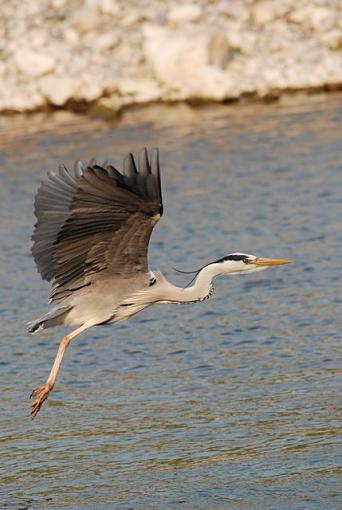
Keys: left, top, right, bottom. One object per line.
{"left": 0, "top": 94, "right": 341, "bottom": 509}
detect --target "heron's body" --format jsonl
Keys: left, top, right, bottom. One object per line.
{"left": 31, "top": 272, "right": 151, "bottom": 330}
{"left": 29, "top": 148, "right": 290, "bottom": 418}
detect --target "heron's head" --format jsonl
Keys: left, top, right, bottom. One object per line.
{"left": 214, "top": 253, "right": 291, "bottom": 275}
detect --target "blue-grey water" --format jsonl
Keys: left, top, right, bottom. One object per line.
{"left": 0, "top": 95, "right": 341, "bottom": 510}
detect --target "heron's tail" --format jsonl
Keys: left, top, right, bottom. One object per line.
{"left": 28, "top": 306, "right": 72, "bottom": 334}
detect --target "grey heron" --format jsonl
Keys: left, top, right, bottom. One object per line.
{"left": 29, "top": 148, "right": 291, "bottom": 418}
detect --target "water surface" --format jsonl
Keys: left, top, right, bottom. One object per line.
{"left": 0, "top": 95, "right": 341, "bottom": 509}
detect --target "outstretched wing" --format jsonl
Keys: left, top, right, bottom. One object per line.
{"left": 32, "top": 148, "right": 163, "bottom": 303}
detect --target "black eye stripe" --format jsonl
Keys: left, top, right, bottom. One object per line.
{"left": 215, "top": 254, "right": 249, "bottom": 263}
{"left": 227, "top": 255, "right": 247, "bottom": 261}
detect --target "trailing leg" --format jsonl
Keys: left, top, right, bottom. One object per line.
{"left": 30, "top": 323, "right": 90, "bottom": 418}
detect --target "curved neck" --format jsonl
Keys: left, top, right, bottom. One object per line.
{"left": 164, "top": 263, "right": 222, "bottom": 303}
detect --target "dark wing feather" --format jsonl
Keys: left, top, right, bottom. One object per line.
{"left": 31, "top": 148, "right": 163, "bottom": 304}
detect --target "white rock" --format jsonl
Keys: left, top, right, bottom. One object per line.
{"left": 319, "top": 29, "right": 342, "bottom": 50}
{"left": 78, "top": 78, "right": 103, "bottom": 101}
{"left": 14, "top": 50, "right": 55, "bottom": 78}
{"left": 29, "top": 29, "right": 48, "bottom": 48}
{"left": 144, "top": 25, "right": 229, "bottom": 69}
{"left": 309, "top": 7, "right": 336, "bottom": 32}
{"left": 63, "top": 27, "right": 79, "bottom": 44}
{"left": 226, "top": 27, "right": 257, "bottom": 54}
{"left": 120, "top": 12, "right": 141, "bottom": 27}
{"left": 39, "top": 76, "right": 78, "bottom": 105}
{"left": 94, "top": 32, "right": 119, "bottom": 51}
{"left": 52, "top": 0, "right": 66, "bottom": 7}
{"left": 85, "top": 0, "right": 119, "bottom": 16}
{"left": 0, "top": 82, "right": 43, "bottom": 111}
{"left": 116, "top": 78, "right": 162, "bottom": 102}
{"left": 251, "top": 1, "right": 290, "bottom": 26}
{"left": 168, "top": 4, "right": 203, "bottom": 23}
{"left": 72, "top": 6, "right": 101, "bottom": 33}
{"left": 290, "top": 6, "right": 336, "bottom": 32}
{"left": 144, "top": 26, "right": 230, "bottom": 99}
{"left": 209, "top": 31, "right": 231, "bottom": 68}
{"left": 99, "top": 0, "right": 119, "bottom": 16}
{"left": 217, "top": 0, "right": 248, "bottom": 21}
{"left": 96, "top": 94, "right": 123, "bottom": 113}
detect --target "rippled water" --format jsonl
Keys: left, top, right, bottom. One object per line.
{"left": 0, "top": 95, "right": 341, "bottom": 509}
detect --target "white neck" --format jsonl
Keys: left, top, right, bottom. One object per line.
{"left": 122, "top": 262, "right": 250, "bottom": 314}
{"left": 160, "top": 263, "right": 223, "bottom": 304}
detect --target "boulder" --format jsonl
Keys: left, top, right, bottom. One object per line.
{"left": 39, "top": 76, "right": 79, "bottom": 105}
{"left": 251, "top": 1, "right": 290, "bottom": 26}
{"left": 290, "top": 6, "right": 337, "bottom": 32}
{"left": 72, "top": 6, "right": 102, "bottom": 33}
{"left": 116, "top": 78, "right": 162, "bottom": 102}
{"left": 168, "top": 4, "right": 203, "bottom": 23}
{"left": 94, "top": 32, "right": 119, "bottom": 51}
{"left": 144, "top": 25, "right": 230, "bottom": 99}
{"left": 14, "top": 50, "right": 55, "bottom": 78}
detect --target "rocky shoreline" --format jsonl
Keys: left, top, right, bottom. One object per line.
{"left": 1, "top": 0, "right": 341, "bottom": 114}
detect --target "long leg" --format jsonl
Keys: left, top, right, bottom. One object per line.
{"left": 30, "top": 323, "right": 90, "bottom": 418}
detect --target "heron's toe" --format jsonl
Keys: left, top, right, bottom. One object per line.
{"left": 30, "top": 384, "right": 50, "bottom": 418}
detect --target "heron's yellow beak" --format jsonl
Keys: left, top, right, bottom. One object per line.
{"left": 254, "top": 257, "right": 292, "bottom": 267}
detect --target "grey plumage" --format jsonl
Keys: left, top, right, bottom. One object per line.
{"left": 29, "top": 148, "right": 291, "bottom": 418}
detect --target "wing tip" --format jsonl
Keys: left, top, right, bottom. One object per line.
{"left": 123, "top": 152, "right": 138, "bottom": 176}
{"left": 150, "top": 148, "right": 160, "bottom": 176}
{"left": 138, "top": 147, "right": 150, "bottom": 175}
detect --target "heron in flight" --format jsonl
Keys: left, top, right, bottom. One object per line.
{"left": 29, "top": 148, "right": 290, "bottom": 418}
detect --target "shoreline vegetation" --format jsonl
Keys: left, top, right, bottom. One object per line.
{"left": 1, "top": 0, "right": 341, "bottom": 115}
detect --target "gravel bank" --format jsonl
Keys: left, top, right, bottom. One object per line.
{"left": 1, "top": 0, "right": 341, "bottom": 113}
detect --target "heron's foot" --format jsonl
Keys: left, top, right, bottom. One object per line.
{"left": 30, "top": 384, "right": 51, "bottom": 418}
